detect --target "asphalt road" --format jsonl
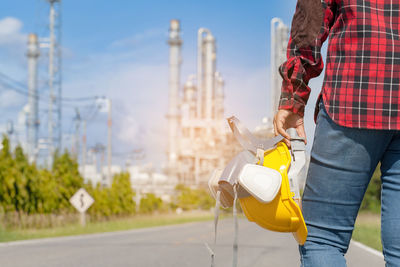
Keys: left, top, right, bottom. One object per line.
{"left": 0, "top": 218, "right": 385, "bottom": 267}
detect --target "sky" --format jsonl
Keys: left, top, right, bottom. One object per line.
{"left": 0, "top": 0, "right": 327, "bottom": 168}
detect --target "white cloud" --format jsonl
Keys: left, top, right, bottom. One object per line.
{"left": 224, "top": 66, "right": 270, "bottom": 129}
{"left": 0, "top": 17, "right": 25, "bottom": 46}
{"left": 116, "top": 115, "right": 140, "bottom": 144}
{"left": 106, "top": 63, "right": 168, "bottom": 166}
{"left": 0, "top": 16, "right": 27, "bottom": 75}
{"left": 0, "top": 90, "right": 25, "bottom": 108}
{"left": 63, "top": 54, "right": 169, "bottom": 167}
{"left": 110, "top": 28, "right": 164, "bottom": 48}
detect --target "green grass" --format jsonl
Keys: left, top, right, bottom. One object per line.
{"left": 353, "top": 212, "right": 381, "bottom": 251}
{"left": 0, "top": 212, "right": 214, "bottom": 243}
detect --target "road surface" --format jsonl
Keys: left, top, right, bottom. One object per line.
{"left": 0, "top": 218, "right": 384, "bottom": 267}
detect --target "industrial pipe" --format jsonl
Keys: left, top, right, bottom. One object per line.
{"left": 27, "top": 33, "right": 40, "bottom": 163}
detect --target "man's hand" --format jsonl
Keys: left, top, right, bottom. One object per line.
{"left": 273, "top": 109, "right": 307, "bottom": 147}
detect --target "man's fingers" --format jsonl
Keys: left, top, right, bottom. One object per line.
{"left": 276, "top": 119, "right": 290, "bottom": 140}
{"left": 296, "top": 125, "right": 307, "bottom": 144}
{"left": 273, "top": 117, "right": 278, "bottom": 136}
{"left": 274, "top": 109, "right": 306, "bottom": 148}
{"left": 275, "top": 118, "right": 291, "bottom": 148}
{"left": 275, "top": 120, "right": 291, "bottom": 147}
{"left": 282, "top": 137, "right": 291, "bottom": 148}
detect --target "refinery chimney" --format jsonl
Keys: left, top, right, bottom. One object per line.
{"left": 270, "top": 18, "right": 289, "bottom": 117}
{"left": 167, "top": 19, "right": 182, "bottom": 169}
{"left": 27, "top": 33, "right": 40, "bottom": 162}
{"left": 214, "top": 72, "right": 224, "bottom": 120}
{"left": 203, "top": 33, "right": 216, "bottom": 122}
{"left": 197, "top": 29, "right": 216, "bottom": 121}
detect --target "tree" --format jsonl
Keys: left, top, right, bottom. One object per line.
{"left": 86, "top": 183, "right": 113, "bottom": 218}
{"left": 0, "top": 136, "right": 17, "bottom": 212}
{"left": 51, "top": 151, "right": 84, "bottom": 212}
{"left": 35, "top": 169, "right": 59, "bottom": 214}
{"left": 140, "top": 193, "right": 163, "bottom": 214}
{"left": 13, "top": 145, "right": 34, "bottom": 213}
{"left": 87, "top": 172, "right": 136, "bottom": 218}
{"left": 110, "top": 172, "right": 136, "bottom": 215}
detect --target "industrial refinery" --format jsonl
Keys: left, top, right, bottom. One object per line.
{"left": 165, "top": 19, "right": 289, "bottom": 186}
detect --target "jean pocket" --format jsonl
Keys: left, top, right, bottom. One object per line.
{"left": 315, "top": 97, "right": 329, "bottom": 126}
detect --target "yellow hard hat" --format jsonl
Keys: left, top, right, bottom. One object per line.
{"left": 239, "top": 141, "right": 308, "bottom": 245}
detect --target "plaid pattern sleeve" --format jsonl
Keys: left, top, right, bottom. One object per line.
{"left": 278, "top": 0, "right": 336, "bottom": 117}
{"left": 280, "top": 0, "right": 400, "bottom": 130}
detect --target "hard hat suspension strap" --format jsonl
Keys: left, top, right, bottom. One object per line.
{"left": 232, "top": 184, "right": 239, "bottom": 267}
{"left": 214, "top": 190, "right": 221, "bottom": 244}
{"left": 288, "top": 128, "right": 307, "bottom": 205}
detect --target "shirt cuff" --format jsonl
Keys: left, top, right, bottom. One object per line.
{"left": 278, "top": 97, "right": 305, "bottom": 117}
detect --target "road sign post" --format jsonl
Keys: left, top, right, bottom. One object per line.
{"left": 70, "top": 188, "right": 94, "bottom": 226}
{"left": 80, "top": 212, "right": 86, "bottom": 227}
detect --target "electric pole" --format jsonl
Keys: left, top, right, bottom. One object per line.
{"left": 73, "top": 108, "right": 81, "bottom": 159}
{"left": 82, "top": 120, "right": 87, "bottom": 175}
{"left": 107, "top": 99, "right": 112, "bottom": 186}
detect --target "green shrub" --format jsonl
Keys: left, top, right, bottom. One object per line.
{"left": 173, "top": 184, "right": 214, "bottom": 211}
{"left": 87, "top": 172, "right": 136, "bottom": 218}
{"left": 110, "top": 172, "right": 136, "bottom": 215}
{"left": 139, "top": 193, "right": 163, "bottom": 214}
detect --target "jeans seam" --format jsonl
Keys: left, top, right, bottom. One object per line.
{"left": 300, "top": 246, "right": 304, "bottom": 267}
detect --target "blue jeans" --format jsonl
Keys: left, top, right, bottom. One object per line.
{"left": 300, "top": 100, "right": 400, "bottom": 266}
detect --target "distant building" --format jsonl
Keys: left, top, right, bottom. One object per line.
{"left": 127, "top": 164, "right": 175, "bottom": 202}
{"left": 80, "top": 164, "right": 121, "bottom": 187}
{"left": 80, "top": 162, "right": 175, "bottom": 202}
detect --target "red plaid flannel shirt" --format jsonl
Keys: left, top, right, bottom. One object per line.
{"left": 279, "top": 0, "right": 400, "bottom": 130}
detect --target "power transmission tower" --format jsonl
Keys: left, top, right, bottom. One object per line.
{"left": 44, "top": 0, "right": 63, "bottom": 166}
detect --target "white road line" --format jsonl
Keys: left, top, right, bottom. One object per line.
{"left": 351, "top": 239, "right": 384, "bottom": 259}
{"left": 0, "top": 220, "right": 206, "bottom": 247}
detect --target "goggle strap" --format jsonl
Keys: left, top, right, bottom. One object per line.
{"left": 227, "top": 116, "right": 282, "bottom": 154}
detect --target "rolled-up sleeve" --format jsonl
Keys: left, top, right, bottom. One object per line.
{"left": 279, "top": 0, "right": 336, "bottom": 116}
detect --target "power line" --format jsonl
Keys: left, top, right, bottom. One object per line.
{"left": 0, "top": 80, "right": 33, "bottom": 97}
{"left": 61, "top": 95, "right": 105, "bottom": 102}
{"left": 0, "top": 71, "right": 102, "bottom": 103}
{"left": 0, "top": 72, "right": 27, "bottom": 89}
